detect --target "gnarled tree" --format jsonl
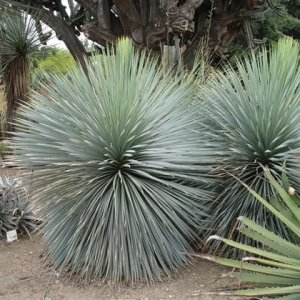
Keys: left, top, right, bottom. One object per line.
{"left": 11, "top": 0, "right": 283, "bottom": 66}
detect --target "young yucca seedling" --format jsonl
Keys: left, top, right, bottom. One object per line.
{"left": 200, "top": 38, "right": 300, "bottom": 255}
{"left": 12, "top": 38, "right": 217, "bottom": 283}
{"left": 203, "top": 168, "right": 300, "bottom": 299}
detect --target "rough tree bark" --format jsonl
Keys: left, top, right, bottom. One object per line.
{"left": 14, "top": 0, "right": 282, "bottom": 65}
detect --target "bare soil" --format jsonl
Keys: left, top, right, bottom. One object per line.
{"left": 0, "top": 165, "right": 241, "bottom": 300}
{"left": 0, "top": 237, "right": 241, "bottom": 300}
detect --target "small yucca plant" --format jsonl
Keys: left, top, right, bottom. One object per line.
{"left": 205, "top": 168, "right": 300, "bottom": 299}
{"left": 12, "top": 39, "right": 216, "bottom": 283}
{"left": 0, "top": 175, "right": 38, "bottom": 238}
{"left": 0, "top": 10, "right": 42, "bottom": 134}
{"left": 200, "top": 39, "right": 300, "bottom": 255}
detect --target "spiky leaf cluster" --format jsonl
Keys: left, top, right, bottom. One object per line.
{"left": 0, "top": 175, "right": 38, "bottom": 237}
{"left": 207, "top": 169, "right": 300, "bottom": 299}
{"left": 0, "top": 8, "right": 48, "bottom": 134}
{"left": 12, "top": 39, "right": 216, "bottom": 283}
{"left": 200, "top": 39, "right": 300, "bottom": 255}
{"left": 0, "top": 11, "right": 41, "bottom": 63}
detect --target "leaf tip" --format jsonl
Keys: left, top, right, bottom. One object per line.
{"left": 242, "top": 256, "right": 255, "bottom": 262}
{"left": 207, "top": 235, "right": 221, "bottom": 242}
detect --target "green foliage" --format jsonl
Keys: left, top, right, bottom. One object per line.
{"left": 256, "top": 0, "right": 300, "bottom": 42}
{"left": 30, "top": 47, "right": 76, "bottom": 89}
{"left": 282, "top": 0, "right": 300, "bottom": 19}
{"left": 12, "top": 38, "right": 216, "bottom": 283}
{"left": 200, "top": 39, "right": 300, "bottom": 255}
{"left": 206, "top": 168, "right": 300, "bottom": 299}
{"left": 32, "top": 48, "right": 76, "bottom": 76}
{"left": 0, "top": 11, "right": 40, "bottom": 66}
{"left": 258, "top": 14, "right": 282, "bottom": 41}
{"left": 0, "top": 175, "right": 38, "bottom": 238}
{"left": 277, "top": 14, "right": 300, "bottom": 39}
{"left": 258, "top": 13, "right": 300, "bottom": 41}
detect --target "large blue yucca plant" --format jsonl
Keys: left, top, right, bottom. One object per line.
{"left": 12, "top": 39, "right": 216, "bottom": 283}
{"left": 200, "top": 39, "right": 300, "bottom": 255}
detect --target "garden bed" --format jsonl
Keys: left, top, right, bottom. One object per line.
{"left": 0, "top": 237, "right": 240, "bottom": 300}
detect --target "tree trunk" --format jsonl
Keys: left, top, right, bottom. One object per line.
{"left": 3, "top": 56, "right": 29, "bottom": 136}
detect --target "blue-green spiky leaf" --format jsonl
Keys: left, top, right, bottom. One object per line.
{"left": 200, "top": 39, "right": 300, "bottom": 254}
{"left": 12, "top": 38, "right": 217, "bottom": 283}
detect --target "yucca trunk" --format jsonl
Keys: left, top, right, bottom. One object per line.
{"left": 3, "top": 55, "right": 29, "bottom": 136}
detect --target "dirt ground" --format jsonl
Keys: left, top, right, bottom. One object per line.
{"left": 0, "top": 237, "right": 242, "bottom": 300}
{"left": 0, "top": 165, "right": 241, "bottom": 300}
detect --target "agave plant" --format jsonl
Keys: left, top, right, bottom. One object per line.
{"left": 204, "top": 168, "right": 300, "bottom": 299}
{"left": 199, "top": 38, "right": 300, "bottom": 255}
{"left": 0, "top": 175, "right": 38, "bottom": 238}
{"left": 12, "top": 38, "right": 216, "bottom": 283}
